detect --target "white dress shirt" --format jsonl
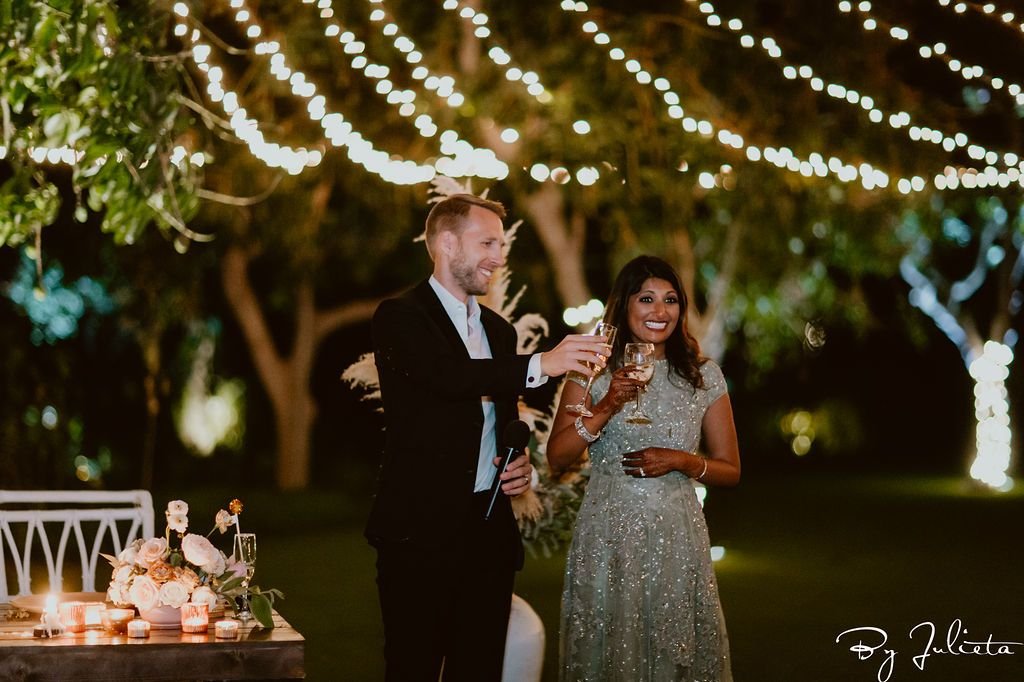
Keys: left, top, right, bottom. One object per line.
{"left": 429, "top": 277, "right": 545, "bottom": 492}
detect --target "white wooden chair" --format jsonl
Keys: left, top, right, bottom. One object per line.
{"left": 0, "top": 490, "right": 154, "bottom": 601}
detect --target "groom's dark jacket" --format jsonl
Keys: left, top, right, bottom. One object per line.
{"left": 367, "top": 279, "right": 528, "bottom": 569}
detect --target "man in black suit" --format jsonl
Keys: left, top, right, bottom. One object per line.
{"left": 369, "top": 193, "right": 608, "bottom": 681}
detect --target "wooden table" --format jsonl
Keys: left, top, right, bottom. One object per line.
{"left": 0, "top": 601, "right": 304, "bottom": 681}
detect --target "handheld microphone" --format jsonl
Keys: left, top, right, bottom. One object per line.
{"left": 484, "top": 419, "right": 531, "bottom": 520}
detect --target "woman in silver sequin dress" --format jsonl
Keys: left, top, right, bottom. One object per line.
{"left": 548, "top": 256, "right": 741, "bottom": 682}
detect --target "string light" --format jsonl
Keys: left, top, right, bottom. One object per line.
{"left": 175, "top": 6, "right": 331, "bottom": 176}
{"left": 179, "top": 1, "right": 505, "bottom": 182}
{"left": 687, "top": 0, "right": 1013, "bottom": 180}
{"left": 289, "top": 0, "right": 508, "bottom": 179}
{"left": 560, "top": 1, "right": 943, "bottom": 194}
{"left": 842, "top": 1, "right": 1024, "bottom": 111}
{"left": 362, "top": 0, "right": 467, "bottom": 110}
{"left": 934, "top": 0, "right": 1024, "bottom": 36}
{"left": 440, "top": 0, "right": 552, "bottom": 104}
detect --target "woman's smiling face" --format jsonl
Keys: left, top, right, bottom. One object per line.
{"left": 627, "top": 277, "right": 681, "bottom": 356}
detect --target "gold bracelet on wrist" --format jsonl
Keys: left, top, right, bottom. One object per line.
{"left": 696, "top": 457, "right": 709, "bottom": 481}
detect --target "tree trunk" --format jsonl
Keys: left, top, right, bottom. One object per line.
{"left": 521, "top": 184, "right": 591, "bottom": 315}
{"left": 967, "top": 339, "right": 1014, "bottom": 489}
{"left": 223, "top": 244, "right": 385, "bottom": 489}
{"left": 139, "top": 333, "right": 162, "bottom": 491}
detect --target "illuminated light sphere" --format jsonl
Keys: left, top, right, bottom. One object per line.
{"left": 572, "top": 120, "right": 591, "bottom": 134}
{"left": 550, "top": 167, "right": 571, "bottom": 184}
{"left": 530, "top": 163, "right": 551, "bottom": 182}
{"left": 500, "top": 128, "right": 520, "bottom": 143}
{"left": 576, "top": 167, "right": 600, "bottom": 185}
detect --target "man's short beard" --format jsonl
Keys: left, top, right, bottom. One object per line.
{"left": 451, "top": 250, "right": 489, "bottom": 296}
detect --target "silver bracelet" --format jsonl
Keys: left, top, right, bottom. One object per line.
{"left": 574, "top": 416, "right": 601, "bottom": 443}
{"left": 696, "top": 457, "right": 709, "bottom": 481}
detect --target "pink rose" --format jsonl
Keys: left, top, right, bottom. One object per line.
{"left": 129, "top": 575, "right": 160, "bottom": 611}
{"left": 135, "top": 538, "right": 169, "bottom": 568}
{"left": 225, "top": 556, "right": 248, "bottom": 580}
{"left": 181, "top": 534, "right": 219, "bottom": 568}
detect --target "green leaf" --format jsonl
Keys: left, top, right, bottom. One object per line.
{"left": 217, "top": 576, "right": 245, "bottom": 593}
{"left": 250, "top": 593, "right": 274, "bottom": 629}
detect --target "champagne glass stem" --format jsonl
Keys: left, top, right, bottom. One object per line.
{"left": 582, "top": 375, "right": 595, "bottom": 407}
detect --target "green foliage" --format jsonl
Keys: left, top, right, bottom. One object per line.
{"left": 0, "top": 0, "right": 199, "bottom": 245}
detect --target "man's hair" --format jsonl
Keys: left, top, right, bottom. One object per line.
{"left": 424, "top": 193, "right": 506, "bottom": 257}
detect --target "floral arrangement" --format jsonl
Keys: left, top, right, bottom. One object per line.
{"left": 103, "top": 498, "right": 282, "bottom": 628}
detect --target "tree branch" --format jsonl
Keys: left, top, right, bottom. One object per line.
{"left": 314, "top": 297, "right": 385, "bottom": 342}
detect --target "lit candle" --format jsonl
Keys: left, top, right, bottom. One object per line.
{"left": 127, "top": 619, "right": 151, "bottom": 638}
{"left": 59, "top": 601, "right": 87, "bottom": 633}
{"left": 33, "top": 594, "right": 64, "bottom": 638}
{"left": 84, "top": 602, "right": 105, "bottom": 628}
{"left": 214, "top": 619, "right": 240, "bottom": 639}
{"left": 101, "top": 608, "right": 135, "bottom": 635}
{"left": 180, "top": 602, "right": 209, "bottom": 634}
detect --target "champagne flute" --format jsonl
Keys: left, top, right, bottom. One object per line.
{"left": 564, "top": 321, "right": 617, "bottom": 418}
{"left": 233, "top": 532, "right": 257, "bottom": 622}
{"left": 623, "top": 342, "right": 656, "bottom": 425}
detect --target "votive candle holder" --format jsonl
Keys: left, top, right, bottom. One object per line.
{"left": 127, "top": 619, "right": 151, "bottom": 638}
{"left": 101, "top": 608, "right": 135, "bottom": 635}
{"left": 58, "top": 601, "right": 86, "bottom": 633}
{"left": 181, "top": 602, "right": 210, "bottom": 634}
{"left": 214, "top": 619, "right": 240, "bottom": 639}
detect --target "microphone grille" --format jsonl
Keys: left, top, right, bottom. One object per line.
{"left": 502, "top": 419, "right": 531, "bottom": 450}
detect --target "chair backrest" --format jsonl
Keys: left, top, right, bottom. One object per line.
{"left": 0, "top": 490, "right": 155, "bottom": 601}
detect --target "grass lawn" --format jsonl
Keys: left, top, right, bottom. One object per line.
{"left": 171, "top": 472, "right": 1023, "bottom": 681}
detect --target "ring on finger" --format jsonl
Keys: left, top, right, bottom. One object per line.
{"left": 639, "top": 467, "right": 645, "bottom": 477}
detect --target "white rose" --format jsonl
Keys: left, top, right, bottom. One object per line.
{"left": 166, "top": 512, "right": 189, "bottom": 533}
{"left": 118, "top": 540, "right": 141, "bottom": 565}
{"left": 158, "top": 580, "right": 191, "bottom": 608}
{"left": 135, "top": 538, "right": 169, "bottom": 568}
{"left": 129, "top": 575, "right": 160, "bottom": 612}
{"left": 181, "top": 534, "right": 219, "bottom": 568}
{"left": 166, "top": 500, "right": 189, "bottom": 516}
{"left": 107, "top": 583, "right": 127, "bottom": 605}
{"left": 114, "top": 565, "right": 135, "bottom": 584}
{"left": 190, "top": 586, "right": 218, "bottom": 609}
{"left": 214, "top": 510, "right": 234, "bottom": 534}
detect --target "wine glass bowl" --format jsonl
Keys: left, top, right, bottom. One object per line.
{"left": 623, "top": 343, "right": 656, "bottom": 425}
{"left": 233, "top": 533, "right": 257, "bottom": 621}
{"left": 564, "top": 322, "right": 617, "bottom": 418}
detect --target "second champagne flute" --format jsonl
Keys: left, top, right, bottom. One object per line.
{"left": 623, "top": 342, "right": 656, "bottom": 424}
{"left": 564, "top": 321, "right": 617, "bottom": 418}
{"left": 233, "top": 532, "right": 257, "bottom": 622}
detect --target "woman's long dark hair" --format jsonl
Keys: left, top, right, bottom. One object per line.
{"left": 603, "top": 255, "right": 706, "bottom": 389}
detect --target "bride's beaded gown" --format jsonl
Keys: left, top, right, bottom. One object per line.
{"left": 560, "top": 359, "right": 733, "bottom": 682}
